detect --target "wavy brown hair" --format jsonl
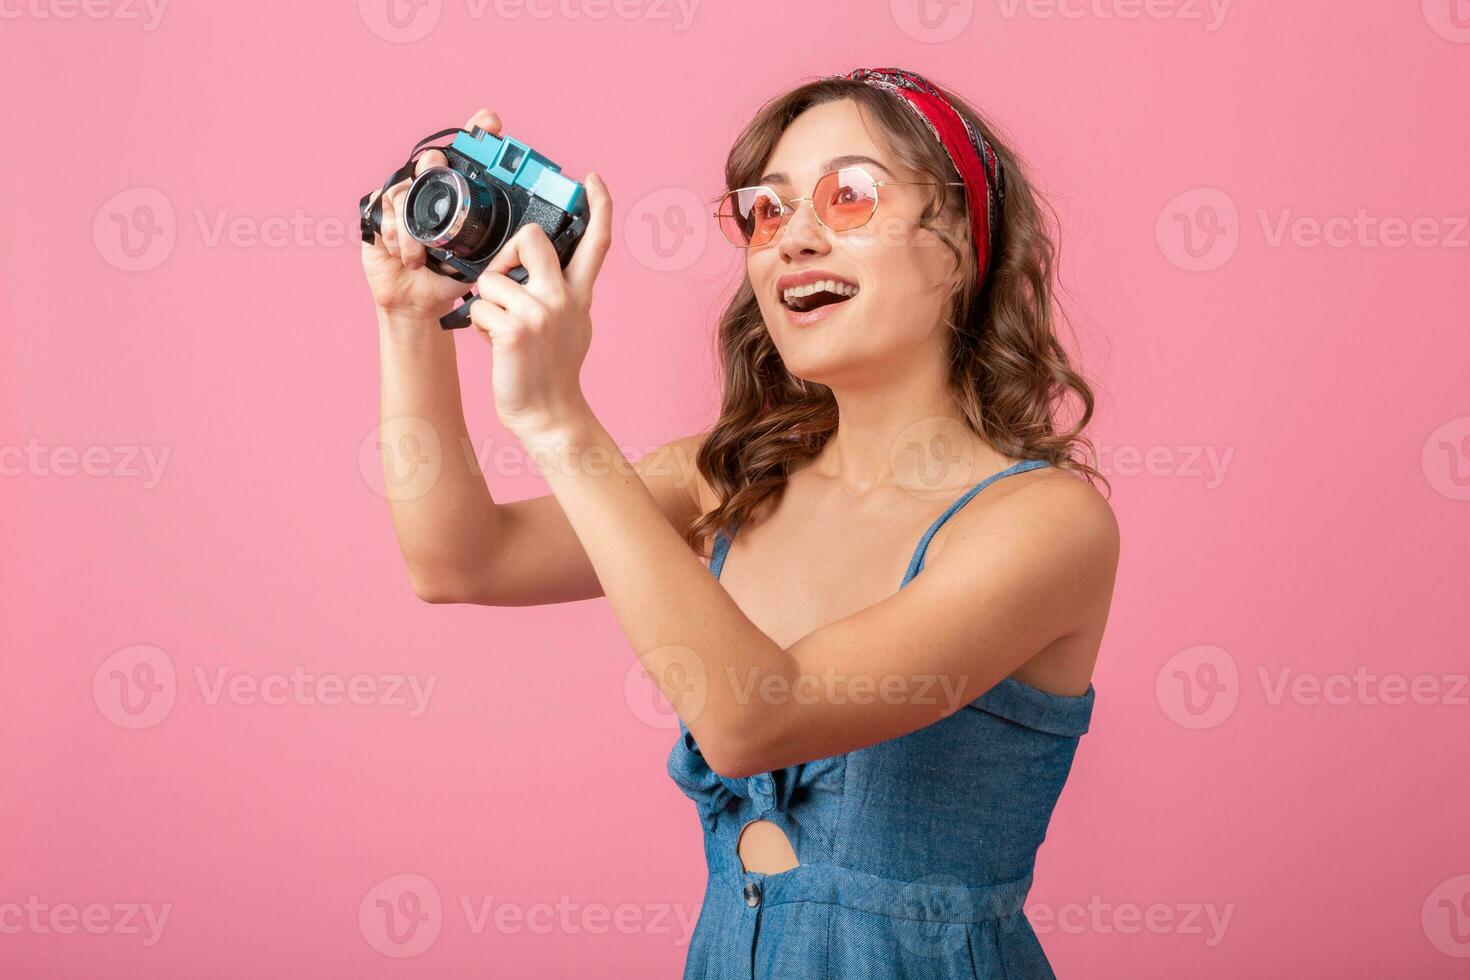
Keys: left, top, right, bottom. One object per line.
{"left": 687, "top": 72, "right": 1106, "bottom": 553}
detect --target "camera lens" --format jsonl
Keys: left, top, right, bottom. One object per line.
{"left": 403, "top": 166, "right": 508, "bottom": 261}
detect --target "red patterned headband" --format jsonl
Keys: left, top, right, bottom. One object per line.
{"left": 825, "top": 67, "right": 1006, "bottom": 282}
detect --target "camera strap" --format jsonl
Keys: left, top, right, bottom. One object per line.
{"left": 358, "top": 127, "right": 466, "bottom": 248}
{"left": 358, "top": 128, "right": 481, "bottom": 329}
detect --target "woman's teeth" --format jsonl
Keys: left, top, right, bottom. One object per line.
{"left": 781, "top": 280, "right": 860, "bottom": 310}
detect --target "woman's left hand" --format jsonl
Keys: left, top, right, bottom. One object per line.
{"left": 470, "top": 171, "right": 612, "bottom": 442}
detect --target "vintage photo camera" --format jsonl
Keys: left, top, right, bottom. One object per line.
{"left": 360, "top": 125, "right": 590, "bottom": 329}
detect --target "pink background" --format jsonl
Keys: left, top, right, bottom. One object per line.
{"left": 4, "top": 1, "right": 1469, "bottom": 976}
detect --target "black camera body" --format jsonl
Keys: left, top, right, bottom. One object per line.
{"left": 360, "top": 126, "right": 589, "bottom": 329}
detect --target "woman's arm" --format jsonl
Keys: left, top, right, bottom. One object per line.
{"left": 367, "top": 108, "right": 703, "bottom": 607}
{"left": 523, "top": 412, "right": 1117, "bottom": 778}
{"left": 377, "top": 330, "right": 705, "bottom": 607}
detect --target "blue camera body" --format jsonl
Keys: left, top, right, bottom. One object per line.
{"left": 360, "top": 125, "right": 590, "bottom": 330}
{"left": 447, "top": 128, "right": 587, "bottom": 217}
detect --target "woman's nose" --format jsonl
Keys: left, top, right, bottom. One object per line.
{"left": 779, "top": 199, "right": 830, "bottom": 258}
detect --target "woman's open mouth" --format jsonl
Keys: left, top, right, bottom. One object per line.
{"left": 779, "top": 278, "right": 861, "bottom": 318}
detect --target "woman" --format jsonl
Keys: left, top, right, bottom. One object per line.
{"left": 363, "top": 67, "right": 1118, "bottom": 979}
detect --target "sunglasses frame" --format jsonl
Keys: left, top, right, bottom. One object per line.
{"left": 713, "top": 165, "right": 965, "bottom": 248}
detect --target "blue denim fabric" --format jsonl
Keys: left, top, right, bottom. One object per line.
{"left": 667, "top": 459, "right": 1094, "bottom": 978}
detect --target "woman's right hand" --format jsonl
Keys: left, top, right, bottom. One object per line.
{"left": 361, "top": 108, "right": 504, "bottom": 321}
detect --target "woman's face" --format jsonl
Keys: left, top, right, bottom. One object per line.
{"left": 744, "top": 98, "right": 966, "bottom": 387}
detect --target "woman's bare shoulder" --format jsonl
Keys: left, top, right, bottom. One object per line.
{"left": 938, "top": 463, "right": 1119, "bottom": 581}
{"left": 632, "top": 429, "right": 718, "bottom": 536}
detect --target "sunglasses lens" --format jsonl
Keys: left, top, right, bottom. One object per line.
{"left": 815, "top": 168, "right": 878, "bottom": 231}
{"left": 718, "top": 187, "right": 783, "bottom": 246}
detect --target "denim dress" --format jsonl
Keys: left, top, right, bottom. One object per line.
{"left": 667, "top": 459, "right": 1095, "bottom": 979}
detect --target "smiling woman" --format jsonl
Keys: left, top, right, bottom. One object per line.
{"left": 363, "top": 67, "right": 1116, "bottom": 980}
